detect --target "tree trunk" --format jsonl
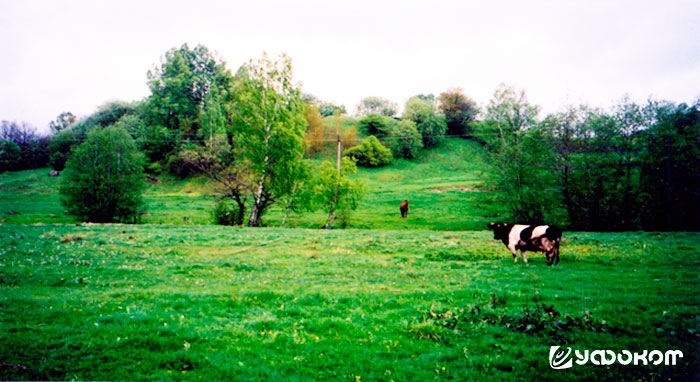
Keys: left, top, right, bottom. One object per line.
{"left": 322, "top": 207, "right": 336, "bottom": 230}
{"left": 248, "top": 154, "right": 269, "bottom": 227}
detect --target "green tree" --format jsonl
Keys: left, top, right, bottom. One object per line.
{"left": 231, "top": 53, "right": 307, "bottom": 227}
{"left": 482, "top": 85, "right": 563, "bottom": 224}
{"left": 358, "top": 114, "right": 393, "bottom": 139}
{"left": 318, "top": 102, "right": 346, "bottom": 117}
{"left": 485, "top": 84, "right": 540, "bottom": 139}
{"left": 146, "top": 44, "right": 234, "bottom": 140}
{"left": 59, "top": 126, "right": 145, "bottom": 223}
{"left": 388, "top": 119, "right": 423, "bottom": 159}
{"left": 356, "top": 97, "right": 398, "bottom": 117}
{"left": 438, "top": 88, "right": 479, "bottom": 136}
{"left": 640, "top": 101, "right": 700, "bottom": 230}
{"left": 0, "top": 140, "right": 22, "bottom": 173}
{"left": 176, "top": 138, "right": 254, "bottom": 225}
{"left": 314, "top": 158, "right": 365, "bottom": 229}
{"left": 402, "top": 96, "right": 447, "bottom": 147}
{"left": 344, "top": 135, "right": 392, "bottom": 167}
{"left": 49, "top": 112, "right": 76, "bottom": 133}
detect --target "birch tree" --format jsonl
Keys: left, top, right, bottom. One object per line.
{"left": 231, "top": 53, "right": 307, "bottom": 227}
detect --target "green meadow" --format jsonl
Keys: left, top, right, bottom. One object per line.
{"left": 1, "top": 138, "right": 698, "bottom": 381}
{"left": 0, "top": 138, "right": 497, "bottom": 230}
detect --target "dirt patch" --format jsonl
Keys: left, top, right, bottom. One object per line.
{"left": 425, "top": 187, "right": 490, "bottom": 193}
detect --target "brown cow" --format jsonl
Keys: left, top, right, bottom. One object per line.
{"left": 399, "top": 200, "right": 409, "bottom": 218}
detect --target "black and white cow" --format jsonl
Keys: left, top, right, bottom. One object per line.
{"left": 487, "top": 222, "right": 562, "bottom": 265}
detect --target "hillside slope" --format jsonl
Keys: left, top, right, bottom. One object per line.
{"left": 0, "top": 138, "right": 498, "bottom": 230}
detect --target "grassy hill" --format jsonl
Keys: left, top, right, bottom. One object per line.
{"left": 0, "top": 138, "right": 499, "bottom": 230}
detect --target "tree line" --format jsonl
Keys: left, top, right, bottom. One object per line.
{"left": 475, "top": 85, "right": 700, "bottom": 232}
{"left": 1, "top": 43, "right": 697, "bottom": 231}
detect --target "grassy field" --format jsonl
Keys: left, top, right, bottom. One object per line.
{"left": 0, "top": 224, "right": 698, "bottom": 380}
{"left": 1, "top": 137, "right": 698, "bottom": 380}
{"left": 0, "top": 138, "right": 499, "bottom": 230}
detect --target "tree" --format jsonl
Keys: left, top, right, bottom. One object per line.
{"left": 402, "top": 96, "right": 447, "bottom": 147}
{"left": 640, "top": 101, "right": 700, "bottom": 230}
{"left": 388, "top": 119, "right": 423, "bottom": 159}
{"left": 356, "top": 97, "right": 398, "bottom": 117}
{"left": 59, "top": 126, "right": 145, "bottom": 223}
{"left": 318, "top": 102, "right": 346, "bottom": 117}
{"left": 314, "top": 158, "right": 365, "bottom": 229}
{"left": 485, "top": 84, "right": 540, "bottom": 139}
{"left": 231, "top": 53, "right": 307, "bottom": 227}
{"left": 49, "top": 112, "right": 76, "bottom": 133}
{"left": 0, "top": 140, "right": 22, "bottom": 173}
{"left": 344, "top": 136, "right": 392, "bottom": 167}
{"left": 358, "top": 114, "right": 393, "bottom": 139}
{"left": 482, "top": 85, "right": 563, "bottom": 224}
{"left": 438, "top": 88, "right": 479, "bottom": 136}
{"left": 303, "top": 102, "right": 326, "bottom": 155}
{"left": 176, "top": 138, "right": 254, "bottom": 225}
{"left": 1, "top": 121, "right": 49, "bottom": 170}
{"left": 146, "top": 44, "right": 234, "bottom": 140}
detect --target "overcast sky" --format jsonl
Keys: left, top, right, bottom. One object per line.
{"left": 1, "top": 0, "right": 699, "bottom": 133}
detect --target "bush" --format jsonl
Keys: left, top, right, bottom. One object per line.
{"left": 358, "top": 114, "right": 393, "bottom": 139}
{"left": 403, "top": 97, "right": 447, "bottom": 147}
{"left": 48, "top": 130, "right": 79, "bottom": 171}
{"left": 212, "top": 199, "right": 238, "bottom": 225}
{"left": 389, "top": 120, "right": 423, "bottom": 159}
{"left": 344, "top": 136, "right": 392, "bottom": 167}
{"left": 0, "top": 140, "right": 22, "bottom": 173}
{"left": 59, "top": 126, "right": 145, "bottom": 223}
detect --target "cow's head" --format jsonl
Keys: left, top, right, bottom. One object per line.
{"left": 487, "top": 222, "right": 510, "bottom": 240}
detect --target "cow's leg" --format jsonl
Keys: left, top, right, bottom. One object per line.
{"left": 509, "top": 245, "right": 518, "bottom": 262}
{"left": 521, "top": 249, "right": 528, "bottom": 263}
{"left": 554, "top": 245, "right": 560, "bottom": 265}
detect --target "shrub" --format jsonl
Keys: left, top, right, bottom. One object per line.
{"left": 403, "top": 97, "right": 447, "bottom": 147}
{"left": 48, "top": 130, "right": 78, "bottom": 171}
{"left": 389, "top": 120, "right": 423, "bottom": 159}
{"left": 59, "top": 126, "right": 145, "bottom": 223}
{"left": 212, "top": 199, "right": 238, "bottom": 226}
{"left": 358, "top": 114, "right": 393, "bottom": 139}
{"left": 344, "top": 136, "right": 392, "bottom": 167}
{"left": 0, "top": 140, "right": 22, "bottom": 173}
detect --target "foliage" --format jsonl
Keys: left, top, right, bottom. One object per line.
{"left": 231, "top": 53, "right": 307, "bottom": 226}
{"left": 388, "top": 119, "right": 423, "bottom": 159}
{"left": 313, "top": 158, "right": 365, "bottom": 228}
{"left": 49, "top": 112, "right": 76, "bottom": 133}
{"left": 0, "top": 140, "right": 22, "bottom": 173}
{"left": 438, "top": 88, "right": 479, "bottom": 136}
{"left": 318, "top": 101, "right": 346, "bottom": 117}
{"left": 303, "top": 103, "right": 326, "bottom": 155}
{"left": 485, "top": 84, "right": 540, "bottom": 136}
{"left": 640, "top": 101, "right": 700, "bottom": 230}
{"left": 59, "top": 126, "right": 145, "bottom": 223}
{"left": 344, "top": 135, "right": 392, "bottom": 167}
{"left": 1, "top": 121, "right": 50, "bottom": 170}
{"left": 403, "top": 96, "right": 447, "bottom": 147}
{"left": 146, "top": 44, "right": 234, "bottom": 144}
{"left": 212, "top": 199, "right": 238, "bottom": 226}
{"left": 356, "top": 96, "right": 398, "bottom": 117}
{"left": 48, "top": 130, "right": 77, "bottom": 171}
{"left": 357, "top": 114, "right": 393, "bottom": 139}
{"left": 482, "top": 85, "right": 565, "bottom": 224}
{"left": 484, "top": 127, "right": 565, "bottom": 224}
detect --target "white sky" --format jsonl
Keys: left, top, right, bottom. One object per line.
{"left": 1, "top": 0, "right": 699, "bottom": 133}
